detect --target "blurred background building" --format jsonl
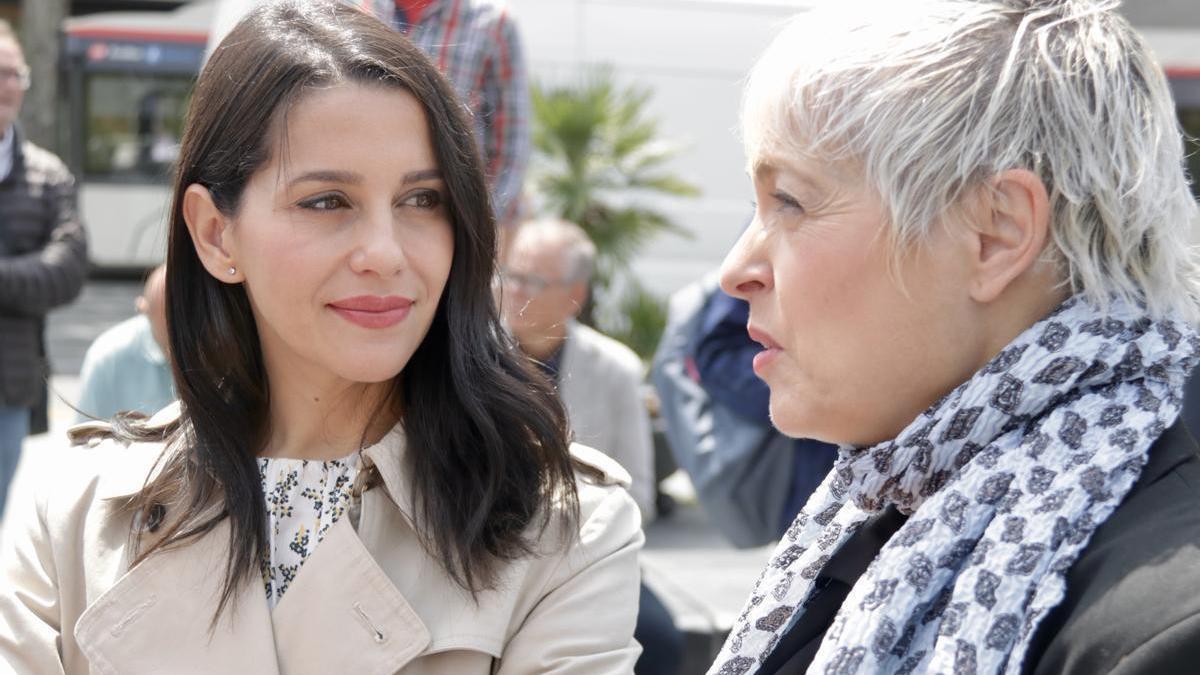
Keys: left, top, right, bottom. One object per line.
{"left": 1, "top": 0, "right": 1195, "bottom": 299}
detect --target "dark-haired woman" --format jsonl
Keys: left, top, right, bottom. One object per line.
{"left": 0, "top": 3, "right": 642, "bottom": 673}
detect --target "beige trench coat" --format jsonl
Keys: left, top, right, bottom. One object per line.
{"left": 0, "top": 410, "right": 644, "bottom": 675}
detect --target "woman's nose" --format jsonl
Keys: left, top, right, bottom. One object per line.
{"left": 720, "top": 217, "right": 770, "bottom": 299}
{"left": 349, "top": 206, "right": 406, "bottom": 277}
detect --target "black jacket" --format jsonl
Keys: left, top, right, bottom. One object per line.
{"left": 0, "top": 126, "right": 87, "bottom": 408}
{"left": 758, "top": 421, "right": 1200, "bottom": 674}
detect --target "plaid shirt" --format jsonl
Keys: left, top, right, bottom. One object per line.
{"left": 374, "top": 0, "right": 531, "bottom": 224}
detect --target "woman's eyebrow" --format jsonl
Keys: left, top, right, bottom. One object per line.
{"left": 287, "top": 169, "right": 362, "bottom": 187}
{"left": 402, "top": 168, "right": 441, "bottom": 184}
{"left": 285, "top": 168, "right": 441, "bottom": 188}
{"left": 755, "top": 161, "right": 823, "bottom": 194}
{"left": 752, "top": 161, "right": 776, "bottom": 183}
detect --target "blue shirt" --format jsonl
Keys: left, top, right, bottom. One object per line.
{"left": 75, "top": 314, "right": 175, "bottom": 422}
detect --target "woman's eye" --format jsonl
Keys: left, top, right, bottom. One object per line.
{"left": 299, "top": 194, "right": 348, "bottom": 211}
{"left": 402, "top": 190, "right": 443, "bottom": 209}
{"left": 772, "top": 191, "right": 804, "bottom": 212}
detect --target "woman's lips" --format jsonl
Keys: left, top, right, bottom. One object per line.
{"left": 328, "top": 295, "right": 413, "bottom": 329}
{"left": 747, "top": 325, "right": 783, "bottom": 349}
{"left": 748, "top": 325, "right": 783, "bottom": 375}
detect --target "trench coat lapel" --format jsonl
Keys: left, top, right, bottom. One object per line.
{"left": 73, "top": 518, "right": 282, "bottom": 675}
{"left": 271, "top": 515, "right": 430, "bottom": 675}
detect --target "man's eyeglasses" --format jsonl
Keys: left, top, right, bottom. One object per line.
{"left": 500, "top": 270, "right": 574, "bottom": 294}
{"left": 0, "top": 67, "right": 30, "bottom": 91}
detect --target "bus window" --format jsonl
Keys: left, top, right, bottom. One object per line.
{"left": 84, "top": 73, "right": 192, "bottom": 182}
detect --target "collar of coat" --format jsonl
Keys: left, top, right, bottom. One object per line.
{"left": 81, "top": 400, "right": 630, "bottom": 505}
{"left": 83, "top": 401, "right": 421, "bottom": 515}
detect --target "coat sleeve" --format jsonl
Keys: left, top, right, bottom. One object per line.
{"left": 0, "top": 165, "right": 88, "bottom": 315}
{"left": 0, "top": 479, "right": 68, "bottom": 675}
{"left": 496, "top": 487, "right": 644, "bottom": 674}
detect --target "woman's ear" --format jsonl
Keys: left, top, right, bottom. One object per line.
{"left": 965, "top": 169, "right": 1051, "bottom": 303}
{"left": 182, "top": 184, "right": 243, "bottom": 283}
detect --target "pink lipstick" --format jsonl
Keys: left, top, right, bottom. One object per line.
{"left": 748, "top": 325, "right": 783, "bottom": 374}
{"left": 328, "top": 295, "right": 413, "bottom": 329}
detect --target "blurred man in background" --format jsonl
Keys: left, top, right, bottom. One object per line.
{"left": 501, "top": 217, "right": 683, "bottom": 675}
{"left": 501, "top": 218, "right": 655, "bottom": 515}
{"left": 693, "top": 290, "right": 839, "bottom": 536}
{"left": 389, "top": 0, "right": 530, "bottom": 230}
{"left": 0, "top": 20, "right": 87, "bottom": 515}
{"left": 75, "top": 264, "right": 173, "bottom": 423}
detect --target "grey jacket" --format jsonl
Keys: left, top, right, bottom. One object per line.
{"left": 0, "top": 127, "right": 87, "bottom": 408}
{"left": 559, "top": 321, "right": 657, "bottom": 518}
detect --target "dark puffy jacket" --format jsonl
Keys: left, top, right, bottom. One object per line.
{"left": 0, "top": 127, "right": 87, "bottom": 408}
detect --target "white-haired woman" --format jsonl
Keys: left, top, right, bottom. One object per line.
{"left": 710, "top": 1, "right": 1200, "bottom": 674}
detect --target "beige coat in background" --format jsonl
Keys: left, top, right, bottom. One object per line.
{"left": 0, "top": 410, "right": 644, "bottom": 675}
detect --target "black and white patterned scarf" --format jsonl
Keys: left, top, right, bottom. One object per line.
{"left": 710, "top": 296, "right": 1199, "bottom": 675}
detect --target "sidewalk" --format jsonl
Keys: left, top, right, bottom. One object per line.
{"left": 641, "top": 471, "right": 774, "bottom": 674}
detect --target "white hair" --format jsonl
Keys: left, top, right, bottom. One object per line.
{"left": 515, "top": 217, "right": 598, "bottom": 283}
{"left": 743, "top": 0, "right": 1200, "bottom": 321}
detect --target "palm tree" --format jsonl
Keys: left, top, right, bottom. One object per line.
{"left": 530, "top": 72, "right": 699, "bottom": 357}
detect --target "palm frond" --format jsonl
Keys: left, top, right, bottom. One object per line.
{"left": 530, "top": 71, "right": 700, "bottom": 353}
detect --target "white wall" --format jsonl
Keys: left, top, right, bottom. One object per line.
{"left": 509, "top": 0, "right": 812, "bottom": 296}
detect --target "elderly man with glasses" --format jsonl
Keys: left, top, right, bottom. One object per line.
{"left": 0, "top": 20, "right": 87, "bottom": 517}
{"left": 500, "top": 217, "right": 685, "bottom": 675}
{"left": 500, "top": 217, "right": 656, "bottom": 517}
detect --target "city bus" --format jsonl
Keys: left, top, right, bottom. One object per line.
{"left": 61, "top": 1, "right": 209, "bottom": 271}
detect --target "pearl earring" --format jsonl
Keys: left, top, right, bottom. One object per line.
{"left": 227, "top": 266, "right": 237, "bottom": 276}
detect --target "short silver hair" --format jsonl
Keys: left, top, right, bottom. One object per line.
{"left": 514, "top": 217, "right": 597, "bottom": 284}
{"left": 743, "top": 0, "right": 1200, "bottom": 321}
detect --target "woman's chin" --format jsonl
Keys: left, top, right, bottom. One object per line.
{"left": 330, "top": 361, "right": 407, "bottom": 386}
{"left": 768, "top": 403, "right": 822, "bottom": 440}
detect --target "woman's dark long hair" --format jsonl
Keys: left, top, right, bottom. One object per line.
{"left": 121, "top": 0, "right": 579, "bottom": 618}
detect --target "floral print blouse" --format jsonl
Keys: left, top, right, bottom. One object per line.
{"left": 257, "top": 452, "right": 361, "bottom": 608}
